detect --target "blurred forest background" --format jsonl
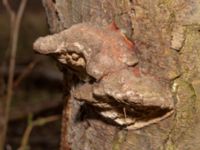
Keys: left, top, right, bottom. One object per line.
{"left": 0, "top": 0, "right": 63, "bottom": 149}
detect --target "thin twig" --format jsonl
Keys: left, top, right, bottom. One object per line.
{"left": 1, "top": 0, "right": 15, "bottom": 65}
{"left": 14, "top": 59, "right": 39, "bottom": 88}
{"left": 2, "top": 0, "right": 15, "bottom": 35}
{"left": 19, "top": 115, "right": 60, "bottom": 150}
{"left": 1, "top": 0, "right": 28, "bottom": 148}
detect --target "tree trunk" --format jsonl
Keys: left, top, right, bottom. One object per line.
{"left": 40, "top": 0, "right": 200, "bottom": 149}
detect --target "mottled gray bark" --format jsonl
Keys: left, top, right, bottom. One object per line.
{"left": 41, "top": 0, "right": 200, "bottom": 149}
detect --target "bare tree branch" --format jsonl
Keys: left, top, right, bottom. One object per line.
{"left": 1, "top": 0, "right": 28, "bottom": 149}
{"left": 19, "top": 115, "right": 60, "bottom": 150}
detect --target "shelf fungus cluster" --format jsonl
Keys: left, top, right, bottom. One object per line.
{"left": 33, "top": 23, "right": 174, "bottom": 129}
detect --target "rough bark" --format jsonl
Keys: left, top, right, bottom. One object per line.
{"left": 41, "top": 0, "right": 200, "bottom": 149}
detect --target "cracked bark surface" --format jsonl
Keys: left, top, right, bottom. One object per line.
{"left": 40, "top": 0, "right": 200, "bottom": 149}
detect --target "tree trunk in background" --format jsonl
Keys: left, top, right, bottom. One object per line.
{"left": 42, "top": 0, "right": 200, "bottom": 149}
